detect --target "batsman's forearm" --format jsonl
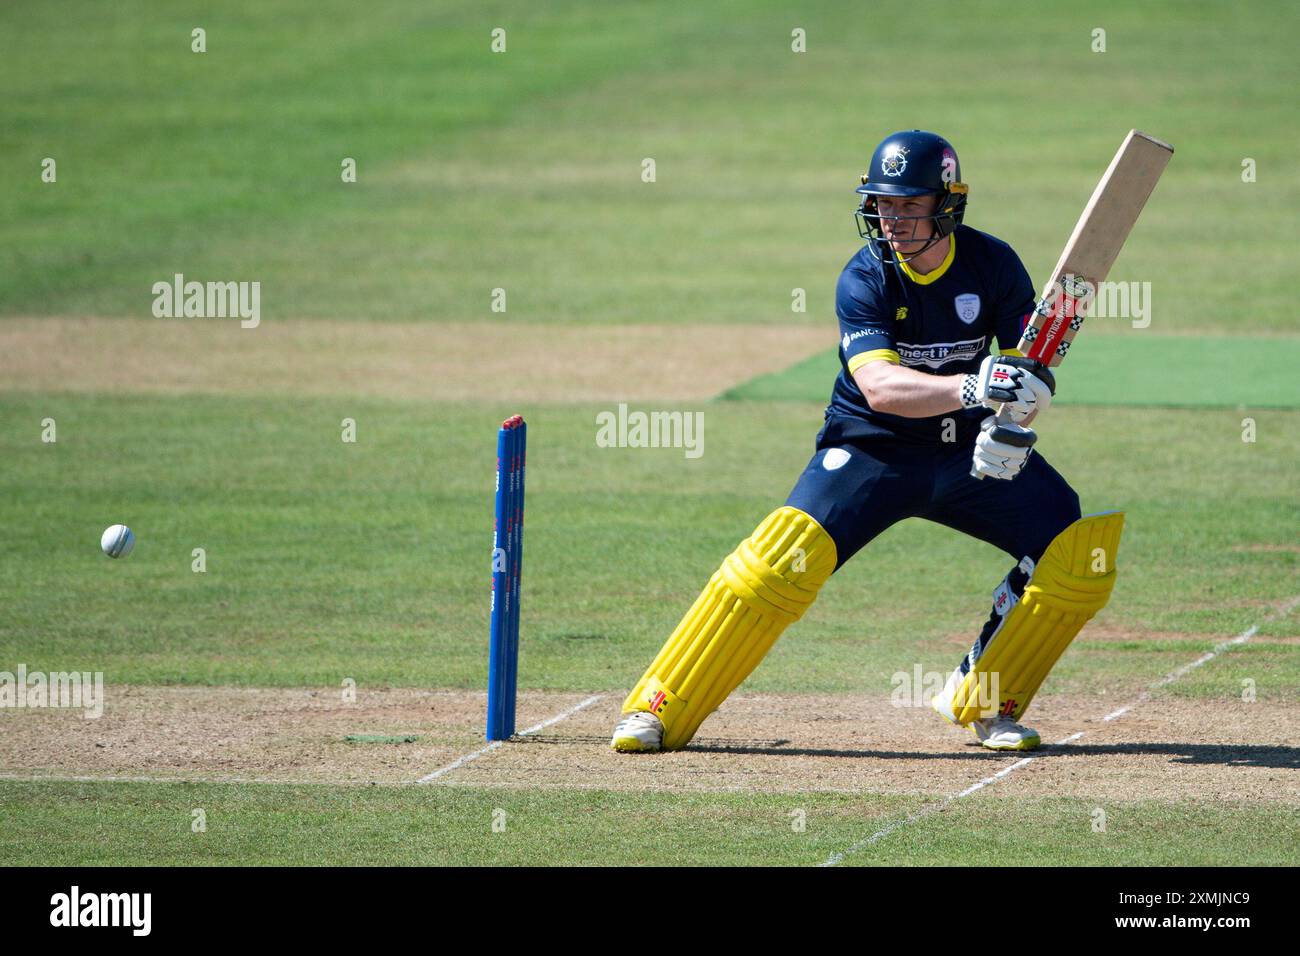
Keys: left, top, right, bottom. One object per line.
{"left": 853, "top": 364, "right": 963, "bottom": 418}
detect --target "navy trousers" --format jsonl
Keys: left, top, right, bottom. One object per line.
{"left": 785, "top": 415, "right": 1081, "bottom": 572}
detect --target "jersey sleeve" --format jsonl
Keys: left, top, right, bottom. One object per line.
{"left": 993, "top": 249, "right": 1037, "bottom": 356}
{"left": 836, "top": 262, "right": 898, "bottom": 374}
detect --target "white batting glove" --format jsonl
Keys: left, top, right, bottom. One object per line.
{"left": 971, "top": 417, "right": 1036, "bottom": 480}
{"left": 961, "top": 355, "right": 1055, "bottom": 424}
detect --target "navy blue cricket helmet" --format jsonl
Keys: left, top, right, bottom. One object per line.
{"left": 855, "top": 130, "right": 968, "bottom": 246}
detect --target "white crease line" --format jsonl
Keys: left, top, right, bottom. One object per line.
{"left": 822, "top": 744, "right": 1067, "bottom": 866}
{"left": 415, "top": 694, "right": 605, "bottom": 784}
{"left": 956, "top": 755, "right": 1037, "bottom": 798}
{"left": 820, "top": 596, "right": 1299, "bottom": 867}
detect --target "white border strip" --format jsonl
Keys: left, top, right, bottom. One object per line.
{"left": 819, "top": 597, "right": 1299, "bottom": 867}
{"left": 415, "top": 694, "right": 604, "bottom": 784}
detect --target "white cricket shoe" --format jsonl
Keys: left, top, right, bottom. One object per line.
{"left": 611, "top": 711, "right": 664, "bottom": 753}
{"left": 970, "top": 715, "right": 1041, "bottom": 751}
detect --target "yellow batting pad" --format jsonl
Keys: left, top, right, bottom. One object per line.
{"left": 622, "top": 506, "right": 837, "bottom": 749}
{"left": 935, "top": 511, "right": 1124, "bottom": 725}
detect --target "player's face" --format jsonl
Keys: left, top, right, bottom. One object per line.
{"left": 876, "top": 195, "right": 937, "bottom": 251}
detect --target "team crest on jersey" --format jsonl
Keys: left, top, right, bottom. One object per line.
{"left": 954, "top": 293, "right": 981, "bottom": 324}
{"left": 880, "top": 145, "right": 909, "bottom": 177}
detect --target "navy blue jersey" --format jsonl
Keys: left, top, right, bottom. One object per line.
{"left": 828, "top": 224, "right": 1035, "bottom": 444}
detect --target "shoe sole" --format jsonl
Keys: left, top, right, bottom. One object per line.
{"left": 611, "top": 736, "right": 661, "bottom": 753}
{"left": 980, "top": 736, "right": 1041, "bottom": 751}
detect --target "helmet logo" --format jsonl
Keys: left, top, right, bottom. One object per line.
{"left": 880, "top": 145, "right": 909, "bottom": 177}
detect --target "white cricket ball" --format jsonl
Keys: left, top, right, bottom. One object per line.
{"left": 100, "top": 524, "right": 136, "bottom": 558}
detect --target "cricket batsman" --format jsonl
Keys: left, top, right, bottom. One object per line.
{"left": 612, "top": 130, "right": 1123, "bottom": 753}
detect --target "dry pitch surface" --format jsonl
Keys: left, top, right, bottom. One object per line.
{"left": 5, "top": 682, "right": 1295, "bottom": 804}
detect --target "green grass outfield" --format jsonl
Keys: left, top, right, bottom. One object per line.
{"left": 1, "top": 0, "right": 1297, "bottom": 329}
{"left": 2, "top": 0, "right": 1297, "bottom": 865}
{"left": 2, "top": 781, "right": 1295, "bottom": 867}
{"left": 0, "top": 395, "right": 1296, "bottom": 696}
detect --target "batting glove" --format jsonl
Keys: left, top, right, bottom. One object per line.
{"left": 961, "top": 355, "right": 1055, "bottom": 424}
{"left": 971, "top": 417, "right": 1037, "bottom": 481}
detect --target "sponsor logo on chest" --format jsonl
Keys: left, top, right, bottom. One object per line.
{"left": 895, "top": 336, "right": 987, "bottom": 369}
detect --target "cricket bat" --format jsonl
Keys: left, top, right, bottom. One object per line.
{"left": 975, "top": 130, "right": 1172, "bottom": 479}
{"left": 1017, "top": 129, "right": 1174, "bottom": 366}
